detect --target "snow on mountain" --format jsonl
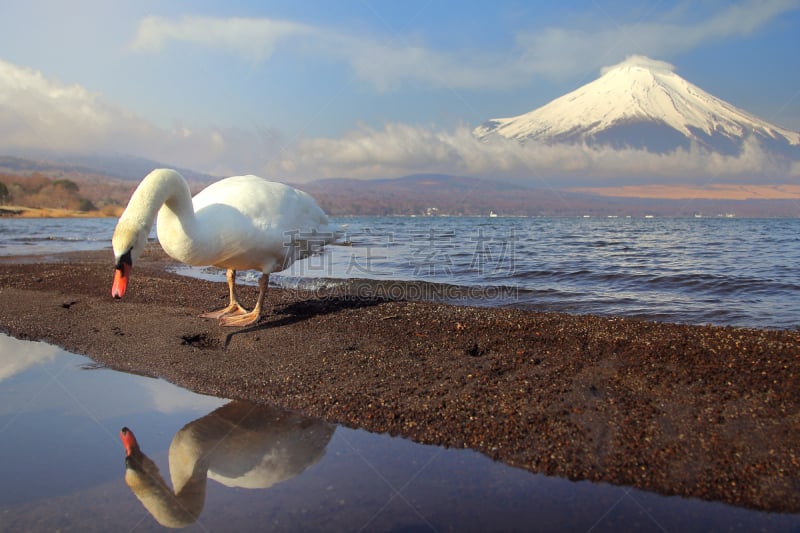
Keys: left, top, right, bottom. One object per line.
{"left": 474, "top": 56, "right": 800, "bottom": 155}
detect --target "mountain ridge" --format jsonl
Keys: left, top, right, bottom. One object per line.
{"left": 0, "top": 152, "right": 218, "bottom": 183}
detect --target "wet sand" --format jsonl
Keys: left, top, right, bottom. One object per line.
{"left": 0, "top": 246, "right": 798, "bottom": 513}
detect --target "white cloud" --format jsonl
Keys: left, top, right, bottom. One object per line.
{"left": 130, "top": 15, "right": 313, "bottom": 63}
{"left": 0, "top": 59, "right": 131, "bottom": 150}
{"left": 0, "top": 59, "right": 265, "bottom": 174}
{"left": 127, "top": 1, "right": 798, "bottom": 89}
{"left": 600, "top": 55, "right": 676, "bottom": 75}
{"left": 266, "top": 123, "right": 792, "bottom": 185}
{"left": 141, "top": 379, "right": 227, "bottom": 415}
{"left": 0, "top": 333, "right": 60, "bottom": 382}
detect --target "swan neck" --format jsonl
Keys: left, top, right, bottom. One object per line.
{"left": 125, "top": 452, "right": 207, "bottom": 528}
{"left": 123, "top": 169, "right": 194, "bottom": 235}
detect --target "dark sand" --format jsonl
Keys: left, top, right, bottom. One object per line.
{"left": 0, "top": 246, "right": 798, "bottom": 513}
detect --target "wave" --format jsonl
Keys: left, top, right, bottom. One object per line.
{"left": 5, "top": 236, "right": 107, "bottom": 243}
{"left": 270, "top": 275, "right": 798, "bottom": 328}
{"left": 505, "top": 268, "right": 798, "bottom": 296}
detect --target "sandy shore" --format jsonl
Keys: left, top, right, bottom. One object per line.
{"left": 0, "top": 246, "right": 798, "bottom": 513}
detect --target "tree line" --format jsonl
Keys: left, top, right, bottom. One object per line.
{"left": 0, "top": 172, "right": 99, "bottom": 212}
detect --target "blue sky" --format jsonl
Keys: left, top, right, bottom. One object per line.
{"left": 0, "top": 0, "right": 798, "bottom": 182}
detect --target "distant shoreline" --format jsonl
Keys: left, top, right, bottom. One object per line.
{"left": 1, "top": 202, "right": 797, "bottom": 220}
{"left": 0, "top": 205, "right": 121, "bottom": 218}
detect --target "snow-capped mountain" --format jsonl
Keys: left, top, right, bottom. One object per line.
{"left": 474, "top": 56, "right": 800, "bottom": 155}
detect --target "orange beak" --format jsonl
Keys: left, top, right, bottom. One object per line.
{"left": 112, "top": 261, "right": 131, "bottom": 299}
{"left": 120, "top": 427, "right": 139, "bottom": 456}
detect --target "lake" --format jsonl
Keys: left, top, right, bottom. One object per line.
{"left": 2, "top": 215, "right": 799, "bottom": 329}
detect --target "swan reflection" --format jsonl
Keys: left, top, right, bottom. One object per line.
{"left": 120, "top": 401, "right": 334, "bottom": 528}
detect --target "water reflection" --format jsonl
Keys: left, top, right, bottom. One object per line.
{"left": 120, "top": 402, "right": 334, "bottom": 528}
{"left": 2, "top": 333, "right": 800, "bottom": 532}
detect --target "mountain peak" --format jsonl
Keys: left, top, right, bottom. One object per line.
{"left": 599, "top": 55, "right": 676, "bottom": 76}
{"left": 474, "top": 56, "right": 800, "bottom": 154}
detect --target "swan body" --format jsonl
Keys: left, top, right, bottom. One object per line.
{"left": 111, "top": 169, "right": 330, "bottom": 326}
{"left": 120, "top": 402, "right": 334, "bottom": 528}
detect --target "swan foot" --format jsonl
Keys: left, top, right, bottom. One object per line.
{"left": 212, "top": 271, "right": 268, "bottom": 327}
{"left": 200, "top": 303, "right": 249, "bottom": 320}
{"left": 218, "top": 309, "right": 261, "bottom": 327}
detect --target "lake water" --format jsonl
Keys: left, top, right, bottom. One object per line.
{"left": 1, "top": 215, "right": 799, "bottom": 329}
{"left": 2, "top": 333, "right": 798, "bottom": 532}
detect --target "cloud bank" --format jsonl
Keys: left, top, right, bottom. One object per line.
{"left": 273, "top": 122, "right": 795, "bottom": 185}
{"left": 0, "top": 58, "right": 795, "bottom": 185}
{"left": 128, "top": 1, "right": 798, "bottom": 88}
{"left": 0, "top": 59, "right": 261, "bottom": 175}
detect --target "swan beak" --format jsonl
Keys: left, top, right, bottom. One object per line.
{"left": 112, "top": 255, "right": 132, "bottom": 299}
{"left": 120, "top": 427, "right": 138, "bottom": 457}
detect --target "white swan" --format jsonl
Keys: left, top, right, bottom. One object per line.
{"left": 111, "top": 169, "right": 330, "bottom": 326}
{"left": 120, "top": 402, "right": 334, "bottom": 528}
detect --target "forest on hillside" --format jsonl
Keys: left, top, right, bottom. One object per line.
{"left": 0, "top": 171, "right": 135, "bottom": 214}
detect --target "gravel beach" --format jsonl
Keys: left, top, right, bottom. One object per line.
{"left": 0, "top": 246, "right": 798, "bottom": 513}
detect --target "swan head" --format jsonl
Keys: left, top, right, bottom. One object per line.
{"left": 111, "top": 219, "right": 148, "bottom": 299}
{"left": 121, "top": 427, "right": 150, "bottom": 481}
{"left": 120, "top": 427, "right": 141, "bottom": 463}
{"left": 120, "top": 427, "right": 201, "bottom": 528}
